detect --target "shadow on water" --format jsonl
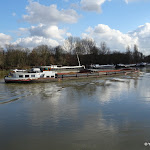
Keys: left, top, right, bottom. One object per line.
{"left": 0, "top": 94, "right": 30, "bottom": 104}
{"left": 0, "top": 78, "right": 64, "bottom": 105}
{"left": 0, "top": 79, "right": 32, "bottom": 104}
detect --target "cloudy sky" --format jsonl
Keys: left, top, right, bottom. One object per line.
{"left": 1, "top": 0, "right": 150, "bottom": 54}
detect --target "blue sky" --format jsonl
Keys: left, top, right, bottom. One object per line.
{"left": 1, "top": 0, "right": 150, "bottom": 54}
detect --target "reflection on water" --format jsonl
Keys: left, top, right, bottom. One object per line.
{"left": 0, "top": 70, "right": 150, "bottom": 150}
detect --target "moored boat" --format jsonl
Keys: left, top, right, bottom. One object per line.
{"left": 42, "top": 65, "right": 85, "bottom": 73}
{"left": 136, "top": 62, "right": 147, "bottom": 67}
{"left": 90, "top": 64, "right": 115, "bottom": 69}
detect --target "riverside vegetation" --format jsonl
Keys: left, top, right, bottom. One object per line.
{"left": 0, "top": 70, "right": 9, "bottom": 78}
{"left": 0, "top": 37, "right": 150, "bottom": 70}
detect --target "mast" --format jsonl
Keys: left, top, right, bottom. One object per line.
{"left": 76, "top": 52, "right": 81, "bottom": 66}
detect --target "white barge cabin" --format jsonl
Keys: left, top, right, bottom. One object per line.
{"left": 4, "top": 68, "right": 56, "bottom": 83}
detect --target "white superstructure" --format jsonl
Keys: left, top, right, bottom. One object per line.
{"left": 41, "top": 65, "right": 85, "bottom": 73}
{"left": 4, "top": 67, "right": 56, "bottom": 83}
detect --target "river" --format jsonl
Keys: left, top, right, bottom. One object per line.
{"left": 0, "top": 68, "right": 150, "bottom": 150}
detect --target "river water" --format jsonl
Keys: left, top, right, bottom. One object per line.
{"left": 0, "top": 68, "right": 150, "bottom": 150}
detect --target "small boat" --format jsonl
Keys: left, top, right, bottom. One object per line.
{"left": 4, "top": 67, "right": 56, "bottom": 83}
{"left": 115, "top": 64, "right": 137, "bottom": 69}
{"left": 136, "top": 62, "right": 147, "bottom": 67}
{"left": 125, "top": 64, "right": 136, "bottom": 68}
{"left": 43, "top": 65, "right": 85, "bottom": 73}
{"left": 90, "top": 64, "right": 115, "bottom": 69}
{"left": 115, "top": 64, "right": 127, "bottom": 69}
{"left": 47, "top": 53, "right": 85, "bottom": 73}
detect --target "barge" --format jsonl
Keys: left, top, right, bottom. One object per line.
{"left": 4, "top": 67, "right": 139, "bottom": 83}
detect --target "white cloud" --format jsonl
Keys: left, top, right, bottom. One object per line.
{"left": 29, "top": 24, "right": 67, "bottom": 40}
{"left": 13, "top": 36, "right": 59, "bottom": 49}
{"left": 82, "top": 23, "right": 150, "bottom": 54}
{"left": 14, "top": 28, "right": 29, "bottom": 37}
{"left": 13, "top": 24, "right": 71, "bottom": 49}
{"left": 12, "top": 1, "right": 78, "bottom": 49}
{"left": 80, "top": 0, "right": 106, "bottom": 13}
{"left": 129, "top": 23, "right": 150, "bottom": 55}
{"left": 82, "top": 24, "right": 138, "bottom": 51}
{"left": 0, "top": 33, "right": 12, "bottom": 47}
{"left": 11, "top": 23, "right": 150, "bottom": 55}
{"left": 23, "top": 1, "right": 80, "bottom": 25}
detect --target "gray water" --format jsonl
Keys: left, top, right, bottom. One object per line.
{"left": 0, "top": 69, "right": 150, "bottom": 150}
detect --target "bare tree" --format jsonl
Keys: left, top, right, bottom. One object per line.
{"left": 133, "top": 44, "right": 139, "bottom": 63}
{"left": 80, "top": 38, "right": 96, "bottom": 54}
{"left": 125, "top": 45, "right": 132, "bottom": 64}
{"left": 99, "top": 42, "right": 110, "bottom": 55}
{"left": 63, "top": 36, "right": 82, "bottom": 54}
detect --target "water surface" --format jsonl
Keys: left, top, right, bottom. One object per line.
{"left": 0, "top": 69, "right": 150, "bottom": 150}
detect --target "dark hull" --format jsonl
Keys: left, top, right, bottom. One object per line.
{"left": 4, "top": 78, "right": 57, "bottom": 83}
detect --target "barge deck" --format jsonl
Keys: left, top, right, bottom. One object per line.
{"left": 23, "top": 69, "right": 139, "bottom": 83}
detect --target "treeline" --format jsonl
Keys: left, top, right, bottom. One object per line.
{"left": 0, "top": 37, "right": 150, "bottom": 69}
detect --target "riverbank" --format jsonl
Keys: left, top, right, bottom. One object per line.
{"left": 0, "top": 70, "right": 9, "bottom": 78}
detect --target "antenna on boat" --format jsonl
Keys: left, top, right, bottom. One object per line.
{"left": 76, "top": 52, "right": 81, "bottom": 66}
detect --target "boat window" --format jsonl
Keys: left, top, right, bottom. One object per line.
{"left": 46, "top": 76, "right": 50, "bottom": 78}
{"left": 43, "top": 68, "right": 51, "bottom": 71}
{"left": 40, "top": 68, "right": 44, "bottom": 71}
{"left": 31, "top": 75, "right": 35, "bottom": 77}
{"left": 40, "top": 74, "right": 44, "bottom": 78}
{"left": 19, "top": 75, "right": 23, "bottom": 78}
{"left": 25, "top": 75, "right": 29, "bottom": 78}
